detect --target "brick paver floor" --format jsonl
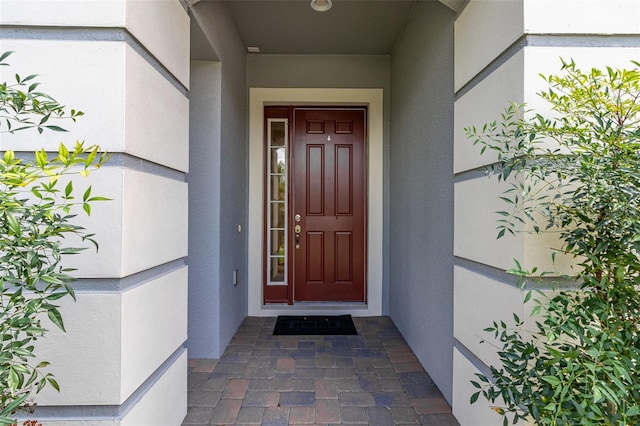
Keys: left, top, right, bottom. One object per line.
{"left": 184, "top": 316, "right": 460, "bottom": 425}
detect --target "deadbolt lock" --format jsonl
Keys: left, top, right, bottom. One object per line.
{"left": 295, "top": 214, "right": 301, "bottom": 223}
{"left": 294, "top": 224, "right": 301, "bottom": 249}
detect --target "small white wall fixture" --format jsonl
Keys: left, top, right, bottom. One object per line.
{"left": 248, "top": 88, "right": 384, "bottom": 316}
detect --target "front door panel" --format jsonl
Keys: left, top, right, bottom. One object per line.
{"left": 292, "top": 109, "right": 366, "bottom": 302}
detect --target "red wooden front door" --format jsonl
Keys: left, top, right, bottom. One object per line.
{"left": 292, "top": 108, "right": 367, "bottom": 302}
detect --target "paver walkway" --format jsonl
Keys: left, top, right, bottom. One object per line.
{"left": 184, "top": 316, "right": 459, "bottom": 425}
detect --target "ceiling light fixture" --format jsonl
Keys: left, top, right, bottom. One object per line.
{"left": 310, "top": 0, "right": 332, "bottom": 12}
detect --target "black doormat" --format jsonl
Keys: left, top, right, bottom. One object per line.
{"left": 273, "top": 315, "right": 358, "bottom": 335}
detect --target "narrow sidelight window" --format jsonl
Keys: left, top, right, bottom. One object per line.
{"left": 266, "top": 119, "right": 288, "bottom": 286}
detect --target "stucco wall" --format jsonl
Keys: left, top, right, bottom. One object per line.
{"left": 188, "top": 60, "right": 223, "bottom": 357}
{"left": 453, "top": 1, "right": 640, "bottom": 424}
{"left": 189, "top": 2, "right": 249, "bottom": 358}
{"left": 0, "top": 0, "right": 190, "bottom": 424}
{"left": 389, "top": 1, "right": 456, "bottom": 403}
{"left": 247, "top": 54, "right": 392, "bottom": 313}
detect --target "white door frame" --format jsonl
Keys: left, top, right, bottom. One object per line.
{"left": 248, "top": 88, "right": 383, "bottom": 316}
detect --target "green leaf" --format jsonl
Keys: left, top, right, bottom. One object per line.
{"left": 58, "top": 143, "right": 70, "bottom": 158}
{"left": 45, "top": 125, "right": 67, "bottom": 132}
{"left": 531, "top": 305, "right": 541, "bottom": 317}
{"left": 35, "top": 148, "right": 48, "bottom": 167}
{"left": 65, "top": 180, "right": 73, "bottom": 198}
{"left": 541, "top": 376, "right": 561, "bottom": 386}
{"left": 48, "top": 377, "right": 61, "bottom": 392}
{"left": 8, "top": 366, "right": 20, "bottom": 390}
{"left": 593, "top": 386, "right": 603, "bottom": 403}
{"left": 4, "top": 149, "right": 15, "bottom": 162}
{"left": 21, "top": 73, "right": 38, "bottom": 83}
{"left": 47, "top": 307, "right": 66, "bottom": 332}
{"left": 0, "top": 50, "right": 15, "bottom": 63}
{"left": 85, "top": 147, "right": 97, "bottom": 167}
{"left": 5, "top": 213, "right": 21, "bottom": 235}
{"left": 626, "top": 406, "right": 640, "bottom": 417}
{"left": 41, "top": 275, "right": 64, "bottom": 285}
{"left": 46, "top": 292, "right": 70, "bottom": 301}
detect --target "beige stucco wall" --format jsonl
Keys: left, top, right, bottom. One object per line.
{"left": 453, "top": 1, "right": 640, "bottom": 424}
{"left": 0, "top": 1, "right": 190, "bottom": 424}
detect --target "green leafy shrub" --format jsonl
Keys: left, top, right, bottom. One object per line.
{"left": 0, "top": 51, "right": 109, "bottom": 425}
{"left": 466, "top": 60, "right": 640, "bottom": 425}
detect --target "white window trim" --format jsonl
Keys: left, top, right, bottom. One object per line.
{"left": 248, "top": 88, "right": 383, "bottom": 317}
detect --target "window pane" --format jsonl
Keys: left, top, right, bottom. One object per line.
{"left": 270, "top": 175, "right": 286, "bottom": 201}
{"left": 270, "top": 230, "right": 285, "bottom": 255}
{"left": 270, "top": 147, "right": 286, "bottom": 173}
{"left": 271, "top": 122, "right": 285, "bottom": 146}
{"left": 270, "top": 257, "right": 285, "bottom": 282}
{"left": 270, "top": 202, "right": 285, "bottom": 228}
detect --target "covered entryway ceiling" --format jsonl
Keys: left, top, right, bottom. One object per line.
{"left": 189, "top": 0, "right": 466, "bottom": 56}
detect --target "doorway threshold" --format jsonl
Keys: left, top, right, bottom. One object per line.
{"left": 260, "top": 302, "right": 370, "bottom": 317}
